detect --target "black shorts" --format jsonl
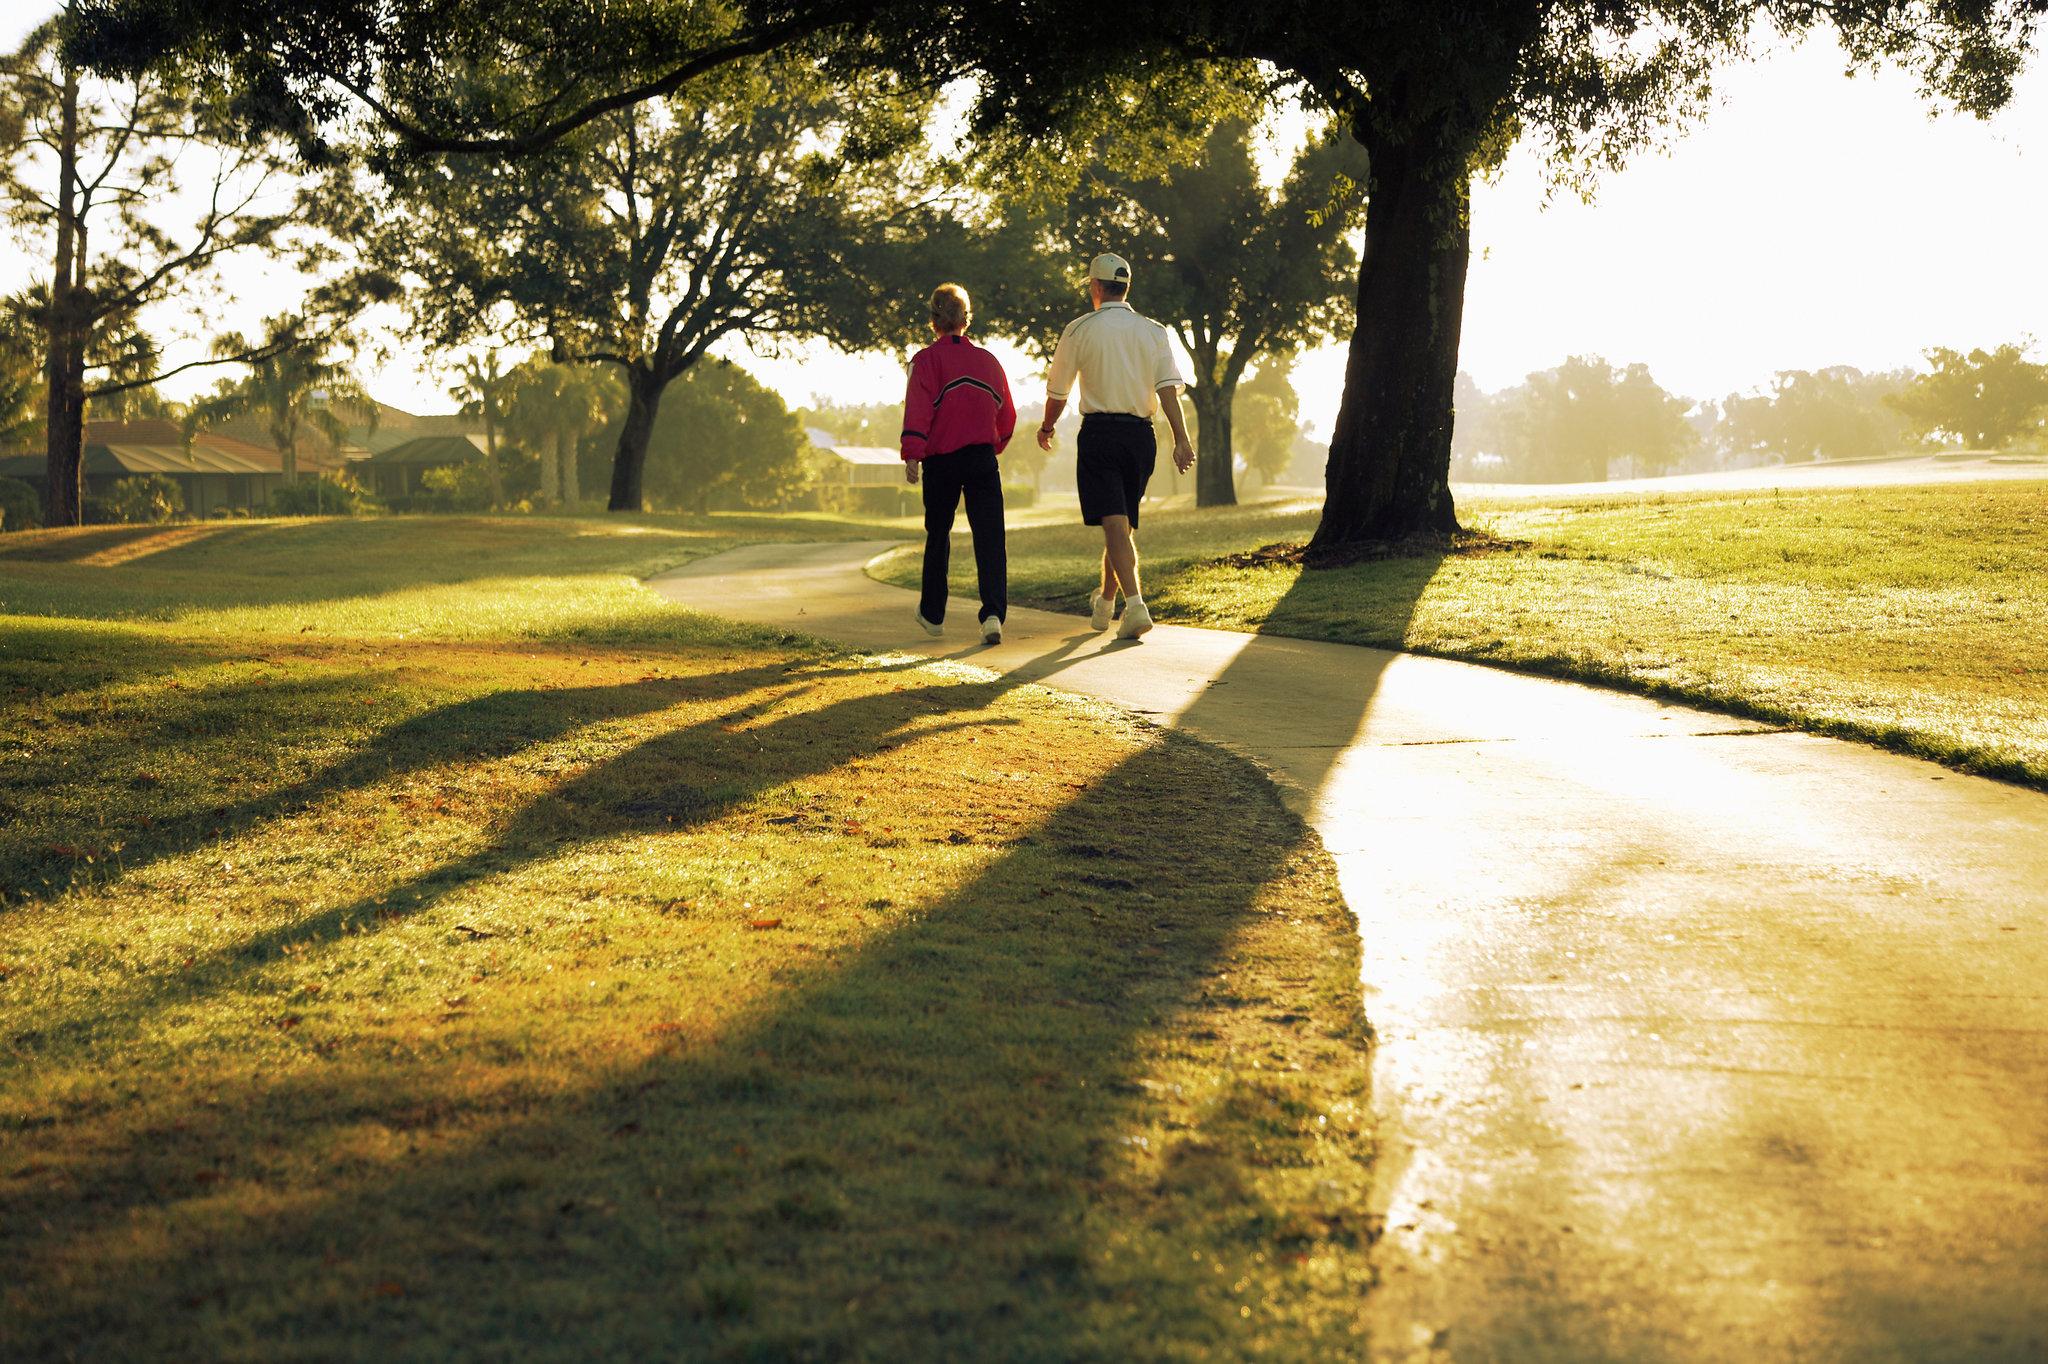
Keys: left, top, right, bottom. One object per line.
{"left": 1074, "top": 414, "right": 1156, "bottom": 528}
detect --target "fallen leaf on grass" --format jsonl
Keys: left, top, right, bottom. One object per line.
{"left": 372, "top": 1281, "right": 406, "bottom": 1298}
{"left": 453, "top": 923, "right": 496, "bottom": 939}
{"left": 748, "top": 918, "right": 783, "bottom": 931}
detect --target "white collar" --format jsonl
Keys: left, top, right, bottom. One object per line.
{"left": 1097, "top": 300, "right": 1134, "bottom": 311}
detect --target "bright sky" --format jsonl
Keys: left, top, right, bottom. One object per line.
{"left": 4, "top": 7, "right": 2045, "bottom": 433}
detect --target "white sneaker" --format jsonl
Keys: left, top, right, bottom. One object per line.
{"left": 981, "top": 617, "right": 1003, "bottom": 645}
{"left": 1117, "top": 598, "right": 1153, "bottom": 640}
{"left": 915, "top": 612, "right": 943, "bottom": 637}
{"left": 1089, "top": 592, "right": 1115, "bottom": 631}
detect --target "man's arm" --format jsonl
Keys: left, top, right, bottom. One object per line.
{"left": 1040, "top": 323, "right": 1078, "bottom": 450}
{"left": 1036, "top": 395, "right": 1067, "bottom": 451}
{"left": 1158, "top": 384, "right": 1195, "bottom": 473}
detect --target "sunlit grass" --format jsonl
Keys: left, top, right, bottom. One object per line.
{"left": 874, "top": 482, "right": 2048, "bottom": 786}
{"left": 0, "top": 515, "right": 1371, "bottom": 1359}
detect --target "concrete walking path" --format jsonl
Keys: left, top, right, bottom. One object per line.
{"left": 650, "top": 541, "right": 2048, "bottom": 1362}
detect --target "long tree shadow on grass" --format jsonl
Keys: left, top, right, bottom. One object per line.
{"left": 0, "top": 661, "right": 814, "bottom": 904}
{"left": 8, "top": 546, "right": 1451, "bottom": 1357}
{"left": 3, "top": 704, "right": 1372, "bottom": 1360}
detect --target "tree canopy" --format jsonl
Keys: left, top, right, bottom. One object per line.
{"left": 352, "top": 56, "right": 937, "bottom": 510}
{"left": 1478, "top": 356, "right": 1698, "bottom": 482}
{"left": 5, "top": 2, "right": 323, "bottom": 523}
{"left": 184, "top": 316, "right": 368, "bottom": 482}
{"left": 1719, "top": 367, "right": 1912, "bottom": 465}
{"left": 1014, "top": 118, "right": 1364, "bottom": 506}
{"left": 638, "top": 358, "right": 809, "bottom": 514}
{"left": 72, "top": 0, "right": 2047, "bottom": 539}
{"left": 1888, "top": 342, "right": 2048, "bottom": 449}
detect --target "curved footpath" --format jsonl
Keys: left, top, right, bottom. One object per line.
{"left": 650, "top": 541, "right": 2048, "bottom": 1363}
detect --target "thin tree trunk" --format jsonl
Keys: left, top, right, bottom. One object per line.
{"left": 558, "top": 429, "right": 579, "bottom": 504}
{"left": 1311, "top": 126, "right": 1471, "bottom": 550}
{"left": 483, "top": 410, "right": 502, "bottom": 507}
{"left": 1192, "top": 384, "right": 1237, "bottom": 507}
{"left": 536, "top": 428, "right": 559, "bottom": 509}
{"left": 608, "top": 369, "right": 666, "bottom": 513}
{"left": 41, "top": 54, "right": 85, "bottom": 528}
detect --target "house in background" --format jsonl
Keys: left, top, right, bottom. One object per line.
{"left": 358, "top": 433, "right": 491, "bottom": 498}
{"left": 210, "top": 398, "right": 481, "bottom": 468}
{"left": 0, "top": 420, "right": 345, "bottom": 516}
{"left": 806, "top": 427, "right": 909, "bottom": 513}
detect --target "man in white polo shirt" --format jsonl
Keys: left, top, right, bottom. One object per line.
{"left": 1035, "top": 253, "right": 1196, "bottom": 640}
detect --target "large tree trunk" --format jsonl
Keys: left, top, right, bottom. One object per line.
{"left": 607, "top": 368, "right": 666, "bottom": 512}
{"left": 558, "top": 429, "right": 579, "bottom": 504}
{"left": 1191, "top": 383, "right": 1237, "bottom": 507}
{"left": 1310, "top": 126, "right": 1472, "bottom": 550}
{"left": 42, "top": 56, "right": 86, "bottom": 528}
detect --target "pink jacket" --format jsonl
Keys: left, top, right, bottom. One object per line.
{"left": 899, "top": 333, "right": 1017, "bottom": 462}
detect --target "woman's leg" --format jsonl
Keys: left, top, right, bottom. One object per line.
{"left": 919, "top": 456, "right": 958, "bottom": 624}
{"left": 959, "top": 446, "right": 1007, "bottom": 623}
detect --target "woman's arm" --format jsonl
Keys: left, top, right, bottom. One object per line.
{"left": 899, "top": 351, "right": 935, "bottom": 463}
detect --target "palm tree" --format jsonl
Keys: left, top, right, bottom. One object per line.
{"left": 185, "top": 316, "right": 370, "bottom": 486}
{"left": 506, "top": 359, "right": 615, "bottom": 507}
{"left": 451, "top": 350, "right": 516, "bottom": 508}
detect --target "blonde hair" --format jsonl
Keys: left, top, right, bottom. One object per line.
{"left": 929, "top": 282, "right": 971, "bottom": 334}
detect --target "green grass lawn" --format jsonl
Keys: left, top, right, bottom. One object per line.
{"left": 875, "top": 482, "right": 2048, "bottom": 787}
{"left": 0, "top": 516, "right": 1372, "bottom": 1360}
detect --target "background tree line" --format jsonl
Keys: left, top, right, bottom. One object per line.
{"left": 1451, "top": 341, "right": 2048, "bottom": 483}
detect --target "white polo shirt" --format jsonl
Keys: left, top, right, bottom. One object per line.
{"left": 1045, "top": 301, "right": 1186, "bottom": 417}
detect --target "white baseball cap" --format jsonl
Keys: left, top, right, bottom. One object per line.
{"left": 1086, "top": 253, "right": 1133, "bottom": 285}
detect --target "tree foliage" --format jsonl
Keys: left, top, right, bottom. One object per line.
{"left": 76, "top": 0, "right": 2048, "bottom": 539}
{"left": 1481, "top": 356, "right": 1697, "bottom": 482}
{"left": 1887, "top": 342, "right": 2048, "bottom": 449}
{"left": 5, "top": 3, "right": 312, "bottom": 523}
{"left": 0, "top": 305, "right": 42, "bottom": 448}
{"left": 1718, "top": 367, "right": 1912, "bottom": 464}
{"left": 184, "top": 315, "right": 368, "bottom": 482}
{"left": 1233, "top": 355, "right": 1304, "bottom": 488}
{"left": 449, "top": 350, "right": 517, "bottom": 507}
{"left": 638, "top": 359, "right": 808, "bottom": 514}
{"left": 1025, "top": 118, "right": 1364, "bottom": 506}
{"left": 354, "top": 57, "right": 935, "bottom": 511}
{"left": 505, "top": 358, "right": 619, "bottom": 507}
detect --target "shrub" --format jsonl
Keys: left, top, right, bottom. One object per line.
{"left": 85, "top": 474, "right": 183, "bottom": 525}
{"left": 1001, "top": 482, "right": 1038, "bottom": 509}
{"left": 0, "top": 475, "right": 37, "bottom": 532}
{"left": 270, "top": 472, "right": 379, "bottom": 517}
{"left": 417, "top": 460, "right": 495, "bottom": 512}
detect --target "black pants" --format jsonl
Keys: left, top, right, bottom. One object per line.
{"left": 919, "top": 444, "right": 1006, "bottom": 625}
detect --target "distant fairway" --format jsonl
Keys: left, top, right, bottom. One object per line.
{"left": 875, "top": 480, "right": 2048, "bottom": 787}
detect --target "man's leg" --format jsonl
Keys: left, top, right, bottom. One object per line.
{"left": 919, "top": 458, "right": 959, "bottom": 625}
{"left": 960, "top": 448, "right": 1007, "bottom": 623}
{"left": 1100, "top": 514, "right": 1141, "bottom": 600}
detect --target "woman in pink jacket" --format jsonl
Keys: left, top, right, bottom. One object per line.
{"left": 900, "top": 282, "right": 1017, "bottom": 645}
